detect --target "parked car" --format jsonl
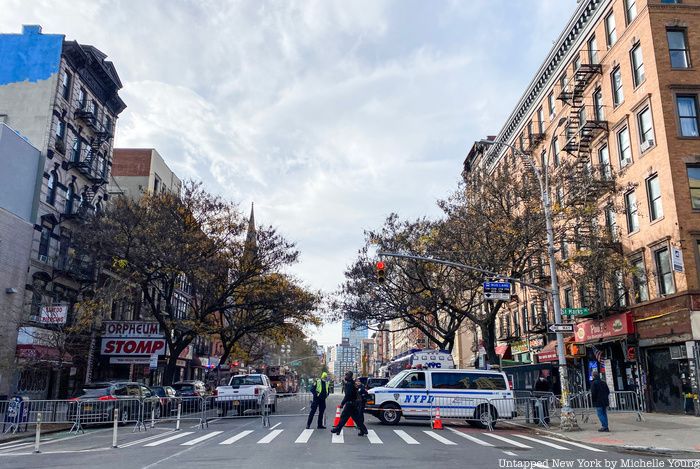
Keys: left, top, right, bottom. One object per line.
{"left": 67, "top": 382, "right": 161, "bottom": 424}
{"left": 215, "top": 374, "right": 276, "bottom": 417}
{"left": 151, "top": 386, "right": 177, "bottom": 416}
{"left": 366, "top": 378, "right": 389, "bottom": 389}
{"left": 172, "top": 380, "right": 208, "bottom": 412}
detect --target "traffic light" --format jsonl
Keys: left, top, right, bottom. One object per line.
{"left": 375, "top": 261, "right": 386, "bottom": 283}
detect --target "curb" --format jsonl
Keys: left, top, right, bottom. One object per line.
{"left": 0, "top": 426, "right": 72, "bottom": 445}
{"left": 505, "top": 421, "right": 700, "bottom": 456}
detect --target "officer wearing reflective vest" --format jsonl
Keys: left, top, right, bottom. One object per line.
{"left": 306, "top": 372, "right": 329, "bottom": 429}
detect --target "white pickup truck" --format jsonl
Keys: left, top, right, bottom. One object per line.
{"left": 215, "top": 374, "right": 277, "bottom": 417}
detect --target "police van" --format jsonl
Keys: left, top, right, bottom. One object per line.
{"left": 364, "top": 368, "right": 515, "bottom": 428}
{"left": 386, "top": 349, "right": 455, "bottom": 376}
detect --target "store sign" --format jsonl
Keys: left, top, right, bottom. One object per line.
{"left": 101, "top": 321, "right": 165, "bottom": 356}
{"left": 103, "top": 321, "right": 161, "bottom": 338}
{"left": 101, "top": 338, "right": 166, "bottom": 355}
{"left": 109, "top": 356, "right": 151, "bottom": 365}
{"left": 40, "top": 305, "right": 68, "bottom": 324}
{"left": 574, "top": 312, "right": 634, "bottom": 343}
{"left": 511, "top": 337, "right": 544, "bottom": 354}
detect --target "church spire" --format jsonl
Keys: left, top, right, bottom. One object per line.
{"left": 243, "top": 202, "right": 258, "bottom": 267}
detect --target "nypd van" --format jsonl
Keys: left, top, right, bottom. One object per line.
{"left": 364, "top": 368, "right": 515, "bottom": 428}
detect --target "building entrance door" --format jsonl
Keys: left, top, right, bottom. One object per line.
{"left": 646, "top": 347, "right": 685, "bottom": 413}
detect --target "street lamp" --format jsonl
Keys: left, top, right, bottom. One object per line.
{"left": 478, "top": 133, "right": 579, "bottom": 431}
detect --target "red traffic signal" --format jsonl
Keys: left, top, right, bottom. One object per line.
{"left": 375, "top": 261, "right": 386, "bottom": 283}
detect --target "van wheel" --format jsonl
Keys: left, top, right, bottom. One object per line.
{"left": 378, "top": 403, "right": 401, "bottom": 425}
{"left": 474, "top": 404, "right": 498, "bottom": 429}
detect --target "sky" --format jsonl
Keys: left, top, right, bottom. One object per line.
{"left": 1, "top": 0, "right": 579, "bottom": 347}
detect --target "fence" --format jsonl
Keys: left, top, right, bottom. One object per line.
{"left": 568, "top": 390, "right": 644, "bottom": 422}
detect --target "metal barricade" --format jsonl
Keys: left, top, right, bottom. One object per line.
{"left": 202, "top": 390, "right": 281, "bottom": 427}
{"left": 609, "top": 390, "right": 644, "bottom": 421}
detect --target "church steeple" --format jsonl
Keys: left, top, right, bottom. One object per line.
{"left": 243, "top": 202, "right": 258, "bottom": 266}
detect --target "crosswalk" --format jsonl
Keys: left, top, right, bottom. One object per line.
{"left": 121, "top": 427, "right": 606, "bottom": 453}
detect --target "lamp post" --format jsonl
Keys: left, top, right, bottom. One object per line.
{"left": 478, "top": 136, "right": 579, "bottom": 431}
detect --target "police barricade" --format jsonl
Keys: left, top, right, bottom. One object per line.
{"left": 608, "top": 390, "right": 644, "bottom": 421}
{"left": 68, "top": 398, "right": 146, "bottom": 433}
{"left": 202, "top": 391, "right": 279, "bottom": 427}
{"left": 568, "top": 391, "right": 594, "bottom": 422}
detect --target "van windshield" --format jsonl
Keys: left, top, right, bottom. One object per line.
{"left": 385, "top": 371, "right": 409, "bottom": 388}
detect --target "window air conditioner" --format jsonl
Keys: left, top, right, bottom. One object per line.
{"left": 39, "top": 255, "right": 48, "bottom": 263}
{"left": 641, "top": 139, "right": 654, "bottom": 152}
{"left": 621, "top": 157, "right": 632, "bottom": 167}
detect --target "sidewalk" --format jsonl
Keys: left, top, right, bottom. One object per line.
{"left": 525, "top": 412, "right": 700, "bottom": 454}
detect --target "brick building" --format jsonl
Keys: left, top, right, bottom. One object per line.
{"left": 465, "top": 0, "right": 700, "bottom": 414}
{"left": 0, "top": 25, "right": 126, "bottom": 398}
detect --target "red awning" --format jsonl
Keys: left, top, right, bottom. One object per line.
{"left": 536, "top": 337, "right": 575, "bottom": 363}
{"left": 16, "top": 345, "right": 73, "bottom": 363}
{"left": 495, "top": 345, "right": 512, "bottom": 360}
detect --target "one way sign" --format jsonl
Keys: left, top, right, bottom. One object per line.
{"left": 549, "top": 323, "right": 574, "bottom": 333}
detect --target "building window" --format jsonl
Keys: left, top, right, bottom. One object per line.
{"left": 154, "top": 176, "right": 161, "bottom": 193}
{"left": 560, "top": 73, "right": 568, "bottom": 93}
{"left": 624, "top": 0, "right": 637, "bottom": 25}
{"left": 46, "top": 171, "right": 57, "bottom": 205}
{"left": 615, "top": 271, "right": 627, "bottom": 307}
{"left": 687, "top": 165, "right": 700, "bottom": 209}
{"left": 38, "top": 226, "right": 52, "bottom": 259}
{"left": 631, "top": 43, "right": 645, "bottom": 87}
{"left": 71, "top": 137, "right": 81, "bottom": 162}
{"left": 561, "top": 235, "right": 569, "bottom": 260}
{"left": 573, "top": 54, "right": 582, "bottom": 72}
{"left": 537, "top": 107, "right": 544, "bottom": 134}
{"left": 77, "top": 87, "right": 86, "bottom": 109}
{"left": 661, "top": 0, "right": 680, "bottom": 3}
{"left": 56, "top": 120, "right": 65, "bottom": 141}
{"left": 553, "top": 137, "right": 560, "bottom": 166}
{"left": 605, "top": 205, "right": 618, "bottom": 241}
{"left": 605, "top": 12, "right": 617, "bottom": 47}
{"left": 646, "top": 174, "right": 663, "bottom": 221}
{"left": 588, "top": 35, "right": 599, "bottom": 64}
{"left": 594, "top": 88, "right": 604, "bottom": 121}
{"left": 617, "top": 126, "right": 632, "bottom": 167}
{"left": 667, "top": 29, "right": 690, "bottom": 69}
{"left": 598, "top": 145, "right": 611, "bottom": 179}
{"left": 61, "top": 70, "right": 72, "bottom": 100}
{"left": 66, "top": 183, "right": 75, "bottom": 215}
{"left": 631, "top": 257, "right": 649, "bottom": 303}
{"left": 677, "top": 95, "right": 699, "bottom": 137}
{"left": 548, "top": 92, "right": 556, "bottom": 117}
{"left": 637, "top": 107, "right": 654, "bottom": 148}
{"left": 563, "top": 288, "right": 573, "bottom": 309}
{"left": 654, "top": 246, "right": 675, "bottom": 295}
{"left": 612, "top": 67, "right": 624, "bottom": 106}
{"left": 625, "top": 190, "right": 639, "bottom": 233}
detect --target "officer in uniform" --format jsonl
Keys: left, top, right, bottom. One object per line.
{"left": 306, "top": 372, "right": 329, "bottom": 429}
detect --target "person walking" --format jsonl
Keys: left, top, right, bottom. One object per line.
{"left": 306, "top": 371, "right": 329, "bottom": 429}
{"left": 331, "top": 371, "right": 367, "bottom": 436}
{"left": 590, "top": 370, "right": 610, "bottom": 432}
{"left": 533, "top": 373, "right": 551, "bottom": 425}
{"left": 355, "top": 378, "right": 369, "bottom": 436}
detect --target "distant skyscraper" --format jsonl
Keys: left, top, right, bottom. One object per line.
{"left": 342, "top": 318, "right": 368, "bottom": 350}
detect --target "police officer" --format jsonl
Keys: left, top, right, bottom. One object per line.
{"left": 306, "top": 372, "right": 329, "bottom": 429}
{"left": 331, "top": 371, "right": 368, "bottom": 436}
{"left": 355, "top": 378, "right": 369, "bottom": 436}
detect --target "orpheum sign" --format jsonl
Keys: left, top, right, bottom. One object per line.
{"left": 574, "top": 312, "right": 634, "bottom": 343}
{"left": 101, "top": 321, "right": 166, "bottom": 356}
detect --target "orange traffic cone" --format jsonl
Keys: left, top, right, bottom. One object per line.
{"left": 432, "top": 407, "right": 443, "bottom": 430}
{"left": 346, "top": 414, "right": 355, "bottom": 428}
{"left": 333, "top": 406, "right": 341, "bottom": 426}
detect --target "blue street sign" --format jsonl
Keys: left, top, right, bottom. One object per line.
{"left": 483, "top": 281, "right": 511, "bottom": 291}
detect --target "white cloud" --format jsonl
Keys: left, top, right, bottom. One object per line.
{"left": 0, "top": 0, "right": 579, "bottom": 346}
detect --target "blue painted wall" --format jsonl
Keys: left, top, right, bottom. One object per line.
{"left": 0, "top": 25, "right": 63, "bottom": 86}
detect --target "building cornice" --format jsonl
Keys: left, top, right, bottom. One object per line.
{"left": 485, "top": 0, "right": 608, "bottom": 169}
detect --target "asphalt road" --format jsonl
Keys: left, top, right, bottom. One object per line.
{"left": 0, "top": 394, "right": 695, "bottom": 469}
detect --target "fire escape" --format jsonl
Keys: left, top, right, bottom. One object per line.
{"left": 556, "top": 57, "right": 619, "bottom": 317}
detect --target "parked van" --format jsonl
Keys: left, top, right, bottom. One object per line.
{"left": 364, "top": 368, "right": 515, "bottom": 428}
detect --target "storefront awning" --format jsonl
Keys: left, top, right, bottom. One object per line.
{"left": 574, "top": 311, "right": 635, "bottom": 344}
{"left": 535, "top": 338, "right": 575, "bottom": 363}
{"left": 16, "top": 344, "right": 72, "bottom": 363}
{"left": 495, "top": 345, "right": 512, "bottom": 360}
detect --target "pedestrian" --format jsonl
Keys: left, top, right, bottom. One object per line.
{"left": 331, "top": 371, "right": 368, "bottom": 436}
{"left": 306, "top": 371, "right": 329, "bottom": 429}
{"left": 355, "top": 378, "right": 369, "bottom": 436}
{"left": 590, "top": 370, "right": 610, "bottom": 432}
{"left": 682, "top": 378, "right": 694, "bottom": 415}
{"left": 533, "top": 373, "right": 551, "bottom": 425}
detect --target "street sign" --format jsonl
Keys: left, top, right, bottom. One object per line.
{"left": 483, "top": 281, "right": 511, "bottom": 301}
{"left": 562, "top": 307, "right": 589, "bottom": 316}
{"left": 549, "top": 323, "right": 574, "bottom": 333}
{"left": 289, "top": 360, "right": 301, "bottom": 367}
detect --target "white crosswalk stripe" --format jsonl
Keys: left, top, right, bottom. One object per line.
{"left": 219, "top": 430, "right": 254, "bottom": 445}
{"left": 446, "top": 428, "right": 494, "bottom": 446}
{"left": 366, "top": 430, "right": 383, "bottom": 444}
{"left": 424, "top": 431, "right": 457, "bottom": 445}
{"left": 512, "top": 434, "right": 570, "bottom": 450}
{"left": 144, "top": 432, "right": 194, "bottom": 447}
{"left": 331, "top": 430, "right": 344, "bottom": 444}
{"left": 393, "top": 430, "right": 420, "bottom": 445}
{"left": 482, "top": 433, "right": 532, "bottom": 448}
{"left": 257, "top": 429, "right": 284, "bottom": 444}
{"left": 295, "top": 429, "right": 314, "bottom": 444}
{"left": 181, "top": 431, "right": 223, "bottom": 446}
{"left": 542, "top": 436, "right": 606, "bottom": 452}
